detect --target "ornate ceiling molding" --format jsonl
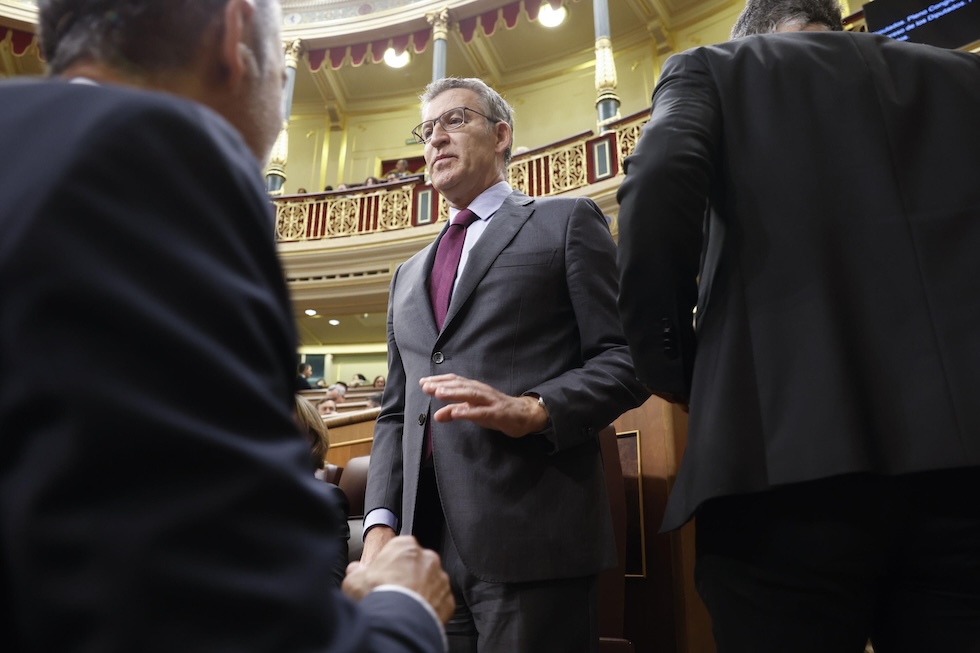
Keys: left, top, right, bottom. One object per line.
{"left": 0, "top": 0, "right": 38, "bottom": 30}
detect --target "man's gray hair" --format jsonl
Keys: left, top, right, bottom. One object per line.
{"left": 731, "top": 0, "right": 843, "bottom": 38}
{"left": 39, "top": 0, "right": 279, "bottom": 77}
{"left": 420, "top": 77, "right": 515, "bottom": 165}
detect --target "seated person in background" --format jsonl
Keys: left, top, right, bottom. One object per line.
{"left": 323, "top": 185, "right": 333, "bottom": 192}
{"left": 296, "top": 187, "right": 307, "bottom": 194}
{"left": 326, "top": 384, "right": 346, "bottom": 404}
{"left": 295, "top": 362, "right": 312, "bottom": 390}
{"left": 367, "top": 393, "right": 383, "bottom": 409}
{"left": 373, "top": 375, "right": 386, "bottom": 388}
{"left": 394, "top": 158, "right": 411, "bottom": 177}
{"left": 318, "top": 397, "right": 338, "bottom": 416}
{"left": 386, "top": 172, "right": 400, "bottom": 182}
{"left": 364, "top": 176, "right": 380, "bottom": 187}
{"left": 350, "top": 373, "right": 367, "bottom": 387}
{"left": 294, "top": 396, "right": 349, "bottom": 587}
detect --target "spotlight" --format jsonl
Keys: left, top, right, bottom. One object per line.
{"left": 384, "top": 48, "right": 411, "bottom": 69}
{"left": 538, "top": 4, "right": 567, "bottom": 27}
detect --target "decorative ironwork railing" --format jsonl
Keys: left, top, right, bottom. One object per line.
{"left": 273, "top": 109, "right": 649, "bottom": 243}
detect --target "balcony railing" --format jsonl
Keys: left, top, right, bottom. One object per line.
{"left": 274, "top": 109, "right": 649, "bottom": 243}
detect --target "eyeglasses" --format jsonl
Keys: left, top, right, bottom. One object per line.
{"left": 411, "top": 106, "right": 496, "bottom": 144}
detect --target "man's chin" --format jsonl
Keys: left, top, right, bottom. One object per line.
{"left": 429, "top": 172, "right": 455, "bottom": 195}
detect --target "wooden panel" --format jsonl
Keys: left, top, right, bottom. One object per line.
{"left": 324, "top": 409, "right": 377, "bottom": 468}
{"left": 613, "top": 398, "right": 715, "bottom": 653}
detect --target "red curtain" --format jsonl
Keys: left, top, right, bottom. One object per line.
{"left": 306, "top": 1, "right": 566, "bottom": 70}
{"left": 0, "top": 26, "right": 38, "bottom": 56}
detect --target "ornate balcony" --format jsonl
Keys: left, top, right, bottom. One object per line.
{"left": 273, "top": 108, "right": 648, "bottom": 244}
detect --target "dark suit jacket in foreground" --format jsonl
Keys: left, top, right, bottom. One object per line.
{"left": 367, "top": 191, "right": 646, "bottom": 583}
{"left": 0, "top": 80, "right": 442, "bottom": 653}
{"left": 617, "top": 31, "right": 980, "bottom": 531}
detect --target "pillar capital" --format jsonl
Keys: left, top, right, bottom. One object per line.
{"left": 265, "top": 121, "right": 289, "bottom": 194}
{"left": 283, "top": 38, "right": 304, "bottom": 70}
{"left": 426, "top": 7, "right": 451, "bottom": 41}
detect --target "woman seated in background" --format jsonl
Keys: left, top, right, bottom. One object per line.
{"left": 293, "top": 395, "right": 349, "bottom": 586}
{"left": 372, "top": 375, "right": 386, "bottom": 388}
{"left": 349, "top": 373, "right": 367, "bottom": 387}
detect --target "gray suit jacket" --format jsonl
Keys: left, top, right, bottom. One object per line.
{"left": 367, "top": 190, "right": 646, "bottom": 583}
{"left": 617, "top": 31, "right": 980, "bottom": 531}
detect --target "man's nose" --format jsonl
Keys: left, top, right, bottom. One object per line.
{"left": 428, "top": 121, "right": 451, "bottom": 145}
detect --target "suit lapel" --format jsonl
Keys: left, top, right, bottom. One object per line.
{"left": 402, "top": 233, "right": 444, "bottom": 338}
{"left": 441, "top": 191, "right": 535, "bottom": 332}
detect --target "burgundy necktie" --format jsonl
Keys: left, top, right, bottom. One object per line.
{"left": 429, "top": 208, "right": 478, "bottom": 331}
{"left": 425, "top": 208, "right": 478, "bottom": 459}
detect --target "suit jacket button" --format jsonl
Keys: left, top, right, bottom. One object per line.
{"left": 432, "top": 351, "right": 445, "bottom": 364}
{"left": 418, "top": 413, "right": 426, "bottom": 426}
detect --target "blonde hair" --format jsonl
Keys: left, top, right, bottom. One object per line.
{"left": 294, "top": 395, "right": 329, "bottom": 469}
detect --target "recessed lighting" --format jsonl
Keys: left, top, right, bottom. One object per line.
{"left": 538, "top": 4, "right": 567, "bottom": 27}
{"left": 384, "top": 48, "right": 411, "bottom": 69}
{"left": 304, "top": 309, "right": 317, "bottom": 316}
{"left": 328, "top": 319, "right": 341, "bottom": 326}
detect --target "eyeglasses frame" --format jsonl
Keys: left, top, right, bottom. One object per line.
{"left": 411, "top": 106, "right": 497, "bottom": 145}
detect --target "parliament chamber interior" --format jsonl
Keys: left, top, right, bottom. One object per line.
{"left": 3, "top": 0, "right": 978, "bottom": 651}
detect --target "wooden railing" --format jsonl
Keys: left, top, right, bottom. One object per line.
{"left": 273, "top": 110, "right": 649, "bottom": 243}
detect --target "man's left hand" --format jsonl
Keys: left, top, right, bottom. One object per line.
{"left": 419, "top": 374, "right": 549, "bottom": 438}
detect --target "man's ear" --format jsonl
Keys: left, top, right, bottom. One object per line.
{"left": 495, "top": 120, "right": 512, "bottom": 155}
{"left": 218, "top": 0, "right": 257, "bottom": 87}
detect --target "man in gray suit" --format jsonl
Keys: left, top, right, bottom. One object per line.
{"left": 362, "top": 77, "right": 646, "bottom": 653}
{"left": 617, "top": 0, "right": 980, "bottom": 650}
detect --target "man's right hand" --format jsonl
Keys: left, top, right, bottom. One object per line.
{"left": 342, "top": 535, "right": 454, "bottom": 624}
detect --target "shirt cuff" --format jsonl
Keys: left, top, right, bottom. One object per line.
{"left": 371, "top": 585, "right": 448, "bottom": 651}
{"left": 362, "top": 507, "right": 399, "bottom": 541}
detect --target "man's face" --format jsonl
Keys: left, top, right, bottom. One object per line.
{"left": 318, "top": 400, "right": 336, "bottom": 416}
{"left": 422, "top": 88, "right": 510, "bottom": 208}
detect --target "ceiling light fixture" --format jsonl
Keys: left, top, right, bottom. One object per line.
{"left": 538, "top": 4, "right": 567, "bottom": 28}
{"left": 384, "top": 47, "right": 411, "bottom": 69}
{"left": 328, "top": 319, "right": 341, "bottom": 326}
{"left": 304, "top": 309, "right": 317, "bottom": 316}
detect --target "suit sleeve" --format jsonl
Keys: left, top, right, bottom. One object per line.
{"left": 616, "top": 50, "right": 721, "bottom": 403}
{"left": 364, "top": 266, "right": 409, "bottom": 522}
{"left": 530, "top": 197, "right": 649, "bottom": 453}
{"left": 0, "top": 97, "right": 440, "bottom": 653}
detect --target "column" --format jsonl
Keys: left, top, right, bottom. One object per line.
{"left": 593, "top": 0, "right": 621, "bottom": 132}
{"left": 266, "top": 38, "right": 304, "bottom": 194}
{"left": 427, "top": 8, "right": 450, "bottom": 82}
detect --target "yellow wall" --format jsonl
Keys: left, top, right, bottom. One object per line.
{"left": 284, "top": 114, "right": 331, "bottom": 193}
{"left": 675, "top": 7, "right": 744, "bottom": 50}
